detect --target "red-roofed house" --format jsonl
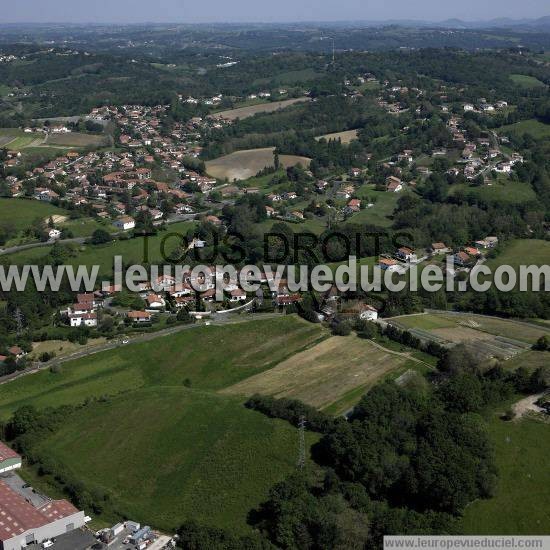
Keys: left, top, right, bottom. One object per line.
{"left": 7, "top": 346, "right": 26, "bottom": 361}
{"left": 127, "top": 311, "right": 152, "bottom": 323}
{"left": 379, "top": 258, "right": 399, "bottom": 271}
{"left": 454, "top": 251, "right": 472, "bottom": 266}
{"left": 396, "top": 247, "right": 417, "bottom": 262}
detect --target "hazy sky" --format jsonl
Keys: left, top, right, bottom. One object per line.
{"left": 3, "top": 0, "right": 549, "bottom": 24}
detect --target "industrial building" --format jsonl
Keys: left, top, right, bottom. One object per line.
{"left": 0, "top": 441, "right": 22, "bottom": 474}
{"left": 0, "top": 480, "right": 88, "bottom": 550}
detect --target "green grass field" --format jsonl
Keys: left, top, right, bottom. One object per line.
{"left": 497, "top": 119, "right": 550, "bottom": 140}
{"left": 59, "top": 217, "right": 117, "bottom": 238}
{"left": 0, "top": 316, "right": 324, "bottom": 533}
{"left": 3, "top": 136, "right": 42, "bottom": 150}
{"left": 45, "top": 132, "right": 109, "bottom": 148}
{"left": 392, "top": 314, "right": 455, "bottom": 331}
{"left": 0, "top": 128, "right": 28, "bottom": 138}
{"left": 32, "top": 387, "right": 316, "bottom": 533}
{"left": 5, "top": 222, "right": 196, "bottom": 277}
{"left": 459, "top": 416, "right": 550, "bottom": 535}
{"left": 0, "top": 316, "right": 325, "bottom": 420}
{"left": 348, "top": 188, "right": 402, "bottom": 227}
{"left": 505, "top": 350, "right": 550, "bottom": 372}
{"left": 486, "top": 239, "right": 550, "bottom": 271}
{"left": 452, "top": 181, "right": 537, "bottom": 205}
{"left": 509, "top": 74, "right": 547, "bottom": 89}
{"left": 0, "top": 198, "right": 68, "bottom": 233}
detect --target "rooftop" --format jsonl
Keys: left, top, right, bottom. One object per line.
{"left": 0, "top": 480, "right": 81, "bottom": 541}
{"left": 0, "top": 441, "right": 20, "bottom": 463}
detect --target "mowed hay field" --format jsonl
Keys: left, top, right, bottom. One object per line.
{"left": 1, "top": 317, "right": 324, "bottom": 533}
{"left": 222, "top": 335, "right": 413, "bottom": 410}
{"left": 213, "top": 97, "right": 310, "bottom": 121}
{"left": 0, "top": 316, "right": 325, "bottom": 420}
{"left": 315, "top": 129, "right": 358, "bottom": 143}
{"left": 459, "top": 416, "right": 550, "bottom": 535}
{"left": 206, "top": 147, "right": 311, "bottom": 181}
{"left": 393, "top": 312, "right": 550, "bottom": 345}
{"left": 44, "top": 132, "right": 109, "bottom": 148}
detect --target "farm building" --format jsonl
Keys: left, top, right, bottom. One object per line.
{"left": 0, "top": 480, "right": 88, "bottom": 550}
{"left": 0, "top": 441, "right": 22, "bottom": 474}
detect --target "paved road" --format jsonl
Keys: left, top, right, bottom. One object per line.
{"left": 0, "top": 213, "right": 198, "bottom": 257}
{"left": 0, "top": 236, "right": 87, "bottom": 256}
{"left": 0, "top": 312, "right": 283, "bottom": 386}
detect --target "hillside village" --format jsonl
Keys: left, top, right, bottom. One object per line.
{"left": 0, "top": 70, "right": 531, "bottom": 341}
{"left": 0, "top": 20, "right": 548, "bottom": 550}
{"left": 1, "top": 75, "right": 526, "bottom": 241}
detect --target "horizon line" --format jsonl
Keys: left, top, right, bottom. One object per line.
{"left": 0, "top": 15, "right": 549, "bottom": 26}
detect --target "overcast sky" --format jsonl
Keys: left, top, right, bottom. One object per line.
{"left": 3, "top": 0, "right": 549, "bottom": 24}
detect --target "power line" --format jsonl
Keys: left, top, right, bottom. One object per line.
{"left": 297, "top": 415, "right": 306, "bottom": 469}
{"left": 14, "top": 307, "right": 24, "bottom": 337}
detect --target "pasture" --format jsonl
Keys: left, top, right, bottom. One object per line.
{"left": 4, "top": 221, "right": 196, "bottom": 277}
{"left": 348, "top": 188, "right": 402, "bottom": 227}
{"left": 221, "top": 335, "right": 410, "bottom": 409}
{"left": 315, "top": 129, "right": 358, "bottom": 144}
{"left": 497, "top": 119, "right": 550, "bottom": 140}
{"left": 459, "top": 416, "right": 550, "bottom": 535}
{"left": 452, "top": 181, "right": 537, "bottom": 205}
{"left": 0, "top": 198, "right": 68, "bottom": 233}
{"left": 0, "top": 316, "right": 325, "bottom": 420}
{"left": 59, "top": 217, "right": 117, "bottom": 238}
{"left": 44, "top": 132, "right": 109, "bottom": 148}
{"left": 486, "top": 239, "right": 550, "bottom": 271}
{"left": 32, "top": 388, "right": 315, "bottom": 533}
{"left": 0, "top": 316, "right": 324, "bottom": 533}
{"left": 509, "top": 74, "right": 547, "bottom": 89}
{"left": 213, "top": 97, "right": 310, "bottom": 121}
{"left": 205, "top": 147, "right": 311, "bottom": 181}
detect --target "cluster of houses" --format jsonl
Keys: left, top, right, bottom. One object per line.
{"left": 463, "top": 99, "right": 508, "bottom": 114}
{"left": 66, "top": 292, "right": 103, "bottom": 327}
{"left": 182, "top": 87, "right": 285, "bottom": 109}
{"left": 1, "top": 102, "right": 225, "bottom": 229}
{"left": 56, "top": 265, "right": 325, "bottom": 329}
{"left": 447, "top": 116, "right": 523, "bottom": 180}
{"left": 377, "top": 235, "right": 499, "bottom": 272}
{"left": 0, "top": 53, "right": 19, "bottom": 63}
